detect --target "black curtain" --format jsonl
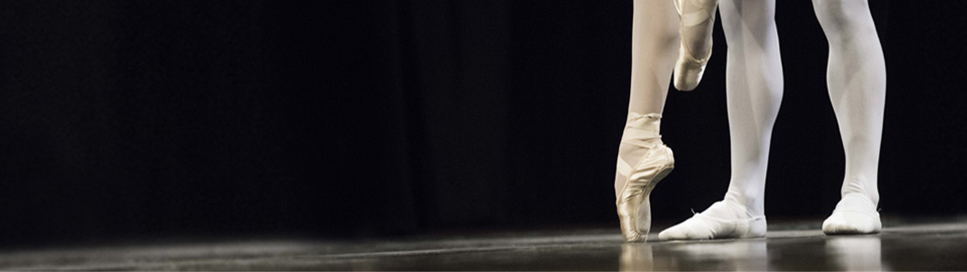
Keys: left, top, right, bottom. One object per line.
{"left": 1, "top": 0, "right": 965, "bottom": 246}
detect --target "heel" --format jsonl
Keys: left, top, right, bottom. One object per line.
{"left": 742, "top": 216, "right": 768, "bottom": 238}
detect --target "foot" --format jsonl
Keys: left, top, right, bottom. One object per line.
{"left": 658, "top": 200, "right": 766, "bottom": 240}
{"left": 616, "top": 143, "right": 674, "bottom": 242}
{"left": 673, "top": 0, "right": 719, "bottom": 91}
{"left": 823, "top": 193, "right": 881, "bottom": 235}
{"left": 615, "top": 113, "right": 675, "bottom": 242}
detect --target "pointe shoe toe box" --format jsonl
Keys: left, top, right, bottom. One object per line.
{"left": 673, "top": 45, "right": 707, "bottom": 92}
{"left": 616, "top": 145, "right": 674, "bottom": 243}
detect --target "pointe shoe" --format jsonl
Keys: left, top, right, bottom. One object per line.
{"left": 673, "top": 0, "right": 718, "bottom": 91}
{"left": 823, "top": 194, "right": 882, "bottom": 235}
{"left": 616, "top": 140, "right": 674, "bottom": 242}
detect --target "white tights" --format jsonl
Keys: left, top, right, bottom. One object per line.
{"left": 813, "top": 0, "right": 886, "bottom": 207}
{"left": 814, "top": 0, "right": 886, "bottom": 234}
{"left": 657, "top": 0, "right": 886, "bottom": 239}
{"left": 719, "top": 0, "right": 784, "bottom": 218}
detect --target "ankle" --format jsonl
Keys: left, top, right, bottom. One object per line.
{"left": 839, "top": 193, "right": 878, "bottom": 210}
{"left": 841, "top": 175, "right": 879, "bottom": 206}
{"left": 841, "top": 192, "right": 878, "bottom": 208}
{"left": 619, "top": 113, "right": 666, "bottom": 154}
{"left": 723, "top": 193, "right": 765, "bottom": 218}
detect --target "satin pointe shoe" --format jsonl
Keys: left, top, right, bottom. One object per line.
{"left": 616, "top": 113, "right": 675, "bottom": 242}
{"left": 673, "top": 0, "right": 719, "bottom": 91}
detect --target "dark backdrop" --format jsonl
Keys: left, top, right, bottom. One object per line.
{"left": 1, "top": 0, "right": 964, "bottom": 246}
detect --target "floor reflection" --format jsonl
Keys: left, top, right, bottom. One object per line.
{"left": 620, "top": 240, "right": 768, "bottom": 271}
{"left": 5, "top": 220, "right": 963, "bottom": 270}
{"left": 619, "top": 244, "right": 653, "bottom": 271}
{"left": 826, "top": 236, "right": 885, "bottom": 271}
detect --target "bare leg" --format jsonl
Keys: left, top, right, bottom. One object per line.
{"left": 614, "top": 0, "right": 679, "bottom": 242}
{"left": 813, "top": 0, "right": 886, "bottom": 234}
{"left": 660, "top": 0, "right": 783, "bottom": 240}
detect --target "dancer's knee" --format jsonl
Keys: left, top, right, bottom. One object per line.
{"left": 633, "top": 2, "right": 680, "bottom": 54}
{"left": 812, "top": 0, "right": 877, "bottom": 40}
{"left": 719, "top": 0, "right": 777, "bottom": 45}
{"left": 812, "top": 0, "right": 864, "bottom": 24}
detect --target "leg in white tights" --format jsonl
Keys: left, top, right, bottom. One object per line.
{"left": 614, "top": 0, "right": 679, "bottom": 242}
{"left": 813, "top": 0, "right": 886, "bottom": 234}
{"left": 660, "top": 0, "right": 783, "bottom": 240}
